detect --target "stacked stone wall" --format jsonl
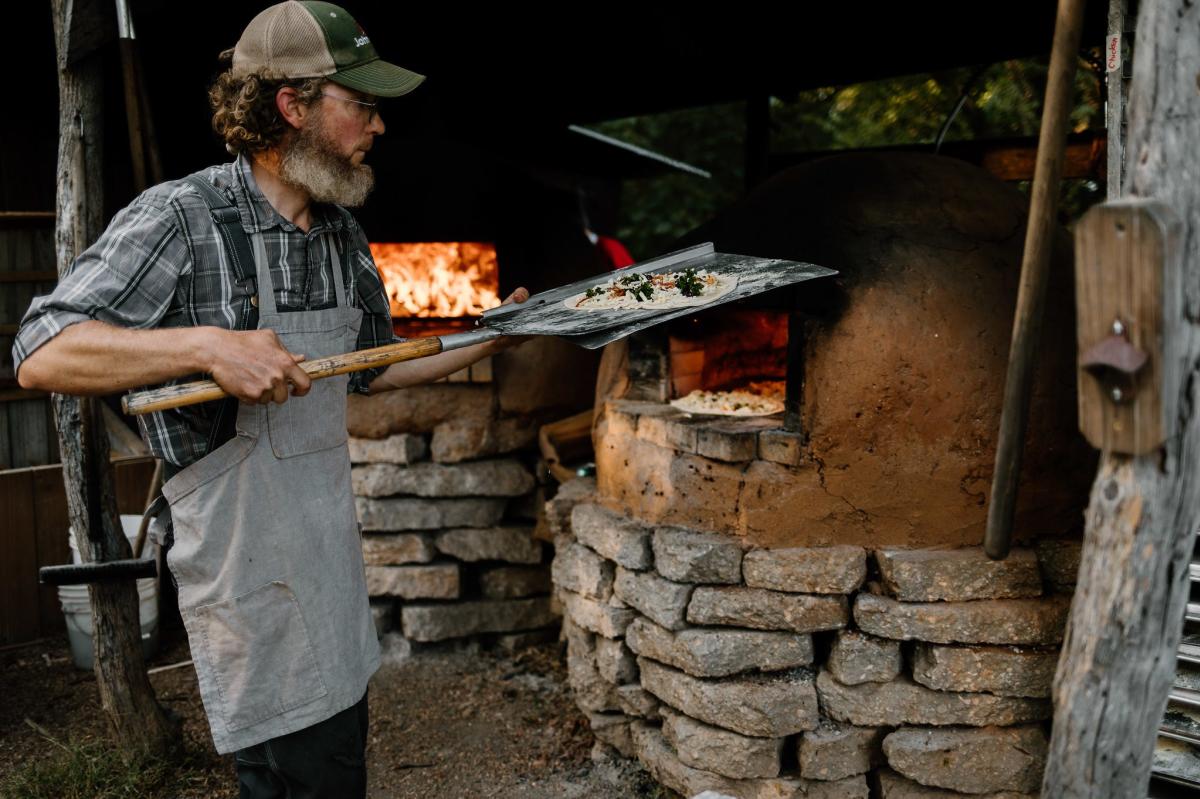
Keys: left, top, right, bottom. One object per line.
{"left": 551, "top": 495, "right": 1083, "bottom": 798}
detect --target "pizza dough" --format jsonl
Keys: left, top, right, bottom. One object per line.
{"left": 670, "top": 384, "right": 785, "bottom": 417}
{"left": 563, "top": 268, "right": 738, "bottom": 311}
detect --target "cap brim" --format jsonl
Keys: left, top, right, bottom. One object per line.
{"left": 331, "top": 58, "right": 425, "bottom": 98}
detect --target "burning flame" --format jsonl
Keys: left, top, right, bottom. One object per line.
{"left": 370, "top": 242, "right": 500, "bottom": 317}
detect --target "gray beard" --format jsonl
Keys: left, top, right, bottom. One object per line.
{"left": 278, "top": 119, "right": 375, "bottom": 208}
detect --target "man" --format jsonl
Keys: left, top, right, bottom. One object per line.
{"left": 14, "top": 3, "right": 525, "bottom": 796}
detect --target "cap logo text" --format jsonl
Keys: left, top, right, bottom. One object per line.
{"left": 355, "top": 35, "right": 370, "bottom": 47}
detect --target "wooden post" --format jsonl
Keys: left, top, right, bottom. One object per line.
{"left": 1105, "top": 0, "right": 1129, "bottom": 199}
{"left": 984, "top": 0, "right": 1086, "bottom": 559}
{"left": 1043, "top": 0, "right": 1200, "bottom": 795}
{"left": 49, "top": 0, "right": 174, "bottom": 756}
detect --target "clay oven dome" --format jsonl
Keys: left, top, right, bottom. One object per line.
{"left": 672, "top": 152, "right": 1093, "bottom": 546}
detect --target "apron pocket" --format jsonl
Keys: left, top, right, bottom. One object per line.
{"left": 195, "top": 580, "right": 329, "bottom": 732}
{"left": 266, "top": 375, "right": 349, "bottom": 458}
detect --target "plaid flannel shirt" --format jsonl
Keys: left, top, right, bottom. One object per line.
{"left": 13, "top": 155, "right": 395, "bottom": 469}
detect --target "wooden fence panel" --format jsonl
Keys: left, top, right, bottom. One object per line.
{"left": 32, "top": 466, "right": 70, "bottom": 635}
{"left": 0, "top": 469, "right": 40, "bottom": 644}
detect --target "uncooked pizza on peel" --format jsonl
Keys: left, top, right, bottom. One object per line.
{"left": 563, "top": 267, "right": 738, "bottom": 311}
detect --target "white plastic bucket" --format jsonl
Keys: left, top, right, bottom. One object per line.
{"left": 59, "top": 514, "right": 159, "bottom": 670}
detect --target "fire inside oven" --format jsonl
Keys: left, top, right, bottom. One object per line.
{"left": 369, "top": 242, "right": 500, "bottom": 338}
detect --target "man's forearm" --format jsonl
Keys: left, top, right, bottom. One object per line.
{"left": 368, "top": 338, "right": 507, "bottom": 393}
{"left": 17, "top": 320, "right": 219, "bottom": 395}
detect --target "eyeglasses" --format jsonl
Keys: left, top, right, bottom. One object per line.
{"left": 319, "top": 92, "right": 380, "bottom": 123}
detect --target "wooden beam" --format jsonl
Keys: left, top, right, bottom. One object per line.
{"left": 1042, "top": 0, "right": 1200, "bottom": 795}
{"left": 0, "top": 212, "right": 56, "bottom": 227}
{"left": 61, "top": 0, "right": 115, "bottom": 68}
{"left": 0, "top": 271, "right": 58, "bottom": 284}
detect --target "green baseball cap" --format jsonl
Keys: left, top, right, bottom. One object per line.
{"left": 232, "top": 1, "right": 425, "bottom": 98}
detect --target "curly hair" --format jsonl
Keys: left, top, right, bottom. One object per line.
{"left": 209, "top": 49, "right": 326, "bottom": 155}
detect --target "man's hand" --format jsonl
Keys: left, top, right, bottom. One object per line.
{"left": 490, "top": 287, "right": 532, "bottom": 352}
{"left": 206, "top": 328, "right": 312, "bottom": 405}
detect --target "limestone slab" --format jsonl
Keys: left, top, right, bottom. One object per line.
{"left": 911, "top": 642, "right": 1057, "bottom": 698}
{"left": 875, "top": 548, "right": 1042, "bottom": 602}
{"left": 400, "top": 597, "right": 557, "bottom": 642}
{"left": 631, "top": 723, "right": 869, "bottom": 799}
{"left": 352, "top": 459, "right": 534, "bottom": 498}
{"left": 638, "top": 657, "right": 819, "bottom": 737}
{"left": 572, "top": 503, "right": 653, "bottom": 570}
{"left": 798, "top": 722, "right": 885, "bottom": 781}
{"left": 626, "top": 617, "right": 813, "bottom": 678}
{"left": 569, "top": 639, "right": 621, "bottom": 713}
{"left": 883, "top": 725, "right": 1047, "bottom": 794}
{"left": 542, "top": 477, "right": 597, "bottom": 539}
{"left": 561, "top": 589, "right": 637, "bottom": 638}
{"left": 357, "top": 496, "right": 506, "bottom": 531}
{"left": 853, "top": 593, "right": 1070, "bottom": 646}
{"left": 743, "top": 546, "right": 867, "bottom": 594}
{"left": 348, "top": 433, "right": 427, "bottom": 465}
{"left": 595, "top": 636, "right": 638, "bottom": 685}
{"left": 364, "top": 564, "right": 459, "bottom": 599}
{"left": 688, "top": 586, "right": 849, "bottom": 633}
{"left": 616, "top": 684, "right": 661, "bottom": 719}
{"left": 758, "top": 429, "right": 805, "bottom": 467}
{"left": 614, "top": 566, "right": 693, "bottom": 630}
{"left": 430, "top": 415, "right": 540, "bottom": 463}
{"left": 347, "top": 384, "right": 493, "bottom": 438}
{"left": 652, "top": 526, "right": 744, "bottom": 584}
{"left": 588, "top": 712, "right": 634, "bottom": 757}
{"left": 360, "top": 533, "right": 435, "bottom": 566}
{"left": 815, "top": 671, "right": 1051, "bottom": 727}
{"left": 552, "top": 541, "right": 616, "bottom": 600}
{"left": 827, "top": 630, "right": 902, "bottom": 685}
{"left": 661, "top": 706, "right": 785, "bottom": 780}
{"left": 434, "top": 526, "right": 543, "bottom": 564}
{"left": 875, "top": 768, "right": 1037, "bottom": 799}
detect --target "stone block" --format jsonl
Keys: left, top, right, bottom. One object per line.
{"left": 352, "top": 459, "right": 534, "bottom": 498}
{"left": 588, "top": 712, "right": 634, "bottom": 757}
{"left": 369, "top": 599, "right": 394, "bottom": 637}
{"left": 430, "top": 415, "right": 541, "bottom": 463}
{"left": 758, "top": 429, "right": 804, "bottom": 467}
{"left": 874, "top": 768, "right": 1037, "bottom": 798}
{"left": 661, "top": 707, "right": 784, "bottom": 780}
{"left": 1035, "top": 538, "right": 1083, "bottom": 593}
{"left": 614, "top": 566, "right": 693, "bottom": 630}
{"left": 569, "top": 638, "right": 621, "bottom": 713}
{"left": 434, "top": 526, "right": 543, "bottom": 564}
{"left": 572, "top": 503, "right": 653, "bottom": 570}
{"left": 616, "top": 684, "right": 661, "bottom": 719}
{"left": 626, "top": 617, "right": 813, "bottom": 678}
{"left": 595, "top": 636, "right": 638, "bottom": 685}
{"left": 400, "top": 597, "right": 557, "bottom": 642}
{"left": 637, "top": 410, "right": 704, "bottom": 453}
{"left": 652, "top": 526, "right": 743, "bottom": 584}
{"left": 542, "top": 476, "right": 597, "bottom": 539}
{"left": 631, "top": 723, "right": 870, "bottom": 799}
{"left": 356, "top": 497, "right": 506, "bottom": 531}
{"left": 561, "top": 589, "right": 637, "bottom": 638}
{"left": 493, "top": 627, "right": 559, "bottom": 652}
{"left": 638, "top": 657, "right": 819, "bottom": 737}
{"left": 798, "top": 721, "right": 885, "bottom": 781}
{"left": 365, "top": 564, "right": 460, "bottom": 599}
{"left": 495, "top": 337, "right": 599, "bottom": 414}
{"left": 875, "top": 548, "right": 1043, "bottom": 602}
{"left": 551, "top": 541, "right": 615, "bottom": 600}
{"left": 696, "top": 420, "right": 774, "bottom": 462}
{"left": 827, "top": 631, "right": 902, "bottom": 685}
{"left": 911, "top": 643, "right": 1057, "bottom": 698}
{"left": 883, "top": 725, "right": 1047, "bottom": 794}
{"left": 815, "top": 671, "right": 1050, "bottom": 728}
{"left": 347, "top": 384, "right": 494, "bottom": 438}
{"left": 348, "top": 433, "right": 427, "bottom": 465}
{"left": 688, "top": 586, "right": 849, "bottom": 633}
{"left": 743, "top": 546, "right": 867, "bottom": 594}
{"left": 360, "top": 533, "right": 435, "bottom": 566}
{"left": 854, "top": 593, "right": 1070, "bottom": 646}
{"left": 477, "top": 565, "right": 552, "bottom": 599}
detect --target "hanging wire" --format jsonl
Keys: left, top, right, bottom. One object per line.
{"left": 934, "top": 65, "right": 989, "bottom": 154}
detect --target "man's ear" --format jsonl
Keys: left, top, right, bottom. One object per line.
{"left": 276, "top": 86, "right": 306, "bottom": 130}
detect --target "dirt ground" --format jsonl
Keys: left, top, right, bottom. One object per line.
{"left": 0, "top": 624, "right": 667, "bottom": 798}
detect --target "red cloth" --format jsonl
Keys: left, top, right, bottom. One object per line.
{"left": 596, "top": 234, "right": 635, "bottom": 270}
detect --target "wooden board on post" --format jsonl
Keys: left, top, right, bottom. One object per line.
{"left": 1074, "top": 200, "right": 1180, "bottom": 455}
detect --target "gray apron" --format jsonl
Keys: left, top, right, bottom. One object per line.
{"left": 163, "top": 231, "right": 380, "bottom": 755}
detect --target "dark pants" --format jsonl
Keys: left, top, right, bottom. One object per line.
{"left": 235, "top": 689, "right": 369, "bottom": 799}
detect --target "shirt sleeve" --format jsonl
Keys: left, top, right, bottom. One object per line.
{"left": 12, "top": 196, "right": 189, "bottom": 376}
{"left": 344, "top": 221, "right": 398, "bottom": 395}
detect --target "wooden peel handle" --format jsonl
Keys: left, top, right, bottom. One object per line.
{"left": 121, "top": 337, "right": 445, "bottom": 416}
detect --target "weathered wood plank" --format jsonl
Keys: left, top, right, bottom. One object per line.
{"left": 32, "top": 466, "right": 71, "bottom": 636}
{"left": 8, "top": 398, "right": 51, "bottom": 469}
{"left": 0, "top": 470, "right": 41, "bottom": 645}
{"left": 1043, "top": 0, "right": 1200, "bottom": 795}
{"left": 0, "top": 404, "right": 10, "bottom": 469}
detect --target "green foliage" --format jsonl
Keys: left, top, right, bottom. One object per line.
{"left": 0, "top": 733, "right": 220, "bottom": 799}
{"left": 594, "top": 53, "right": 1105, "bottom": 257}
